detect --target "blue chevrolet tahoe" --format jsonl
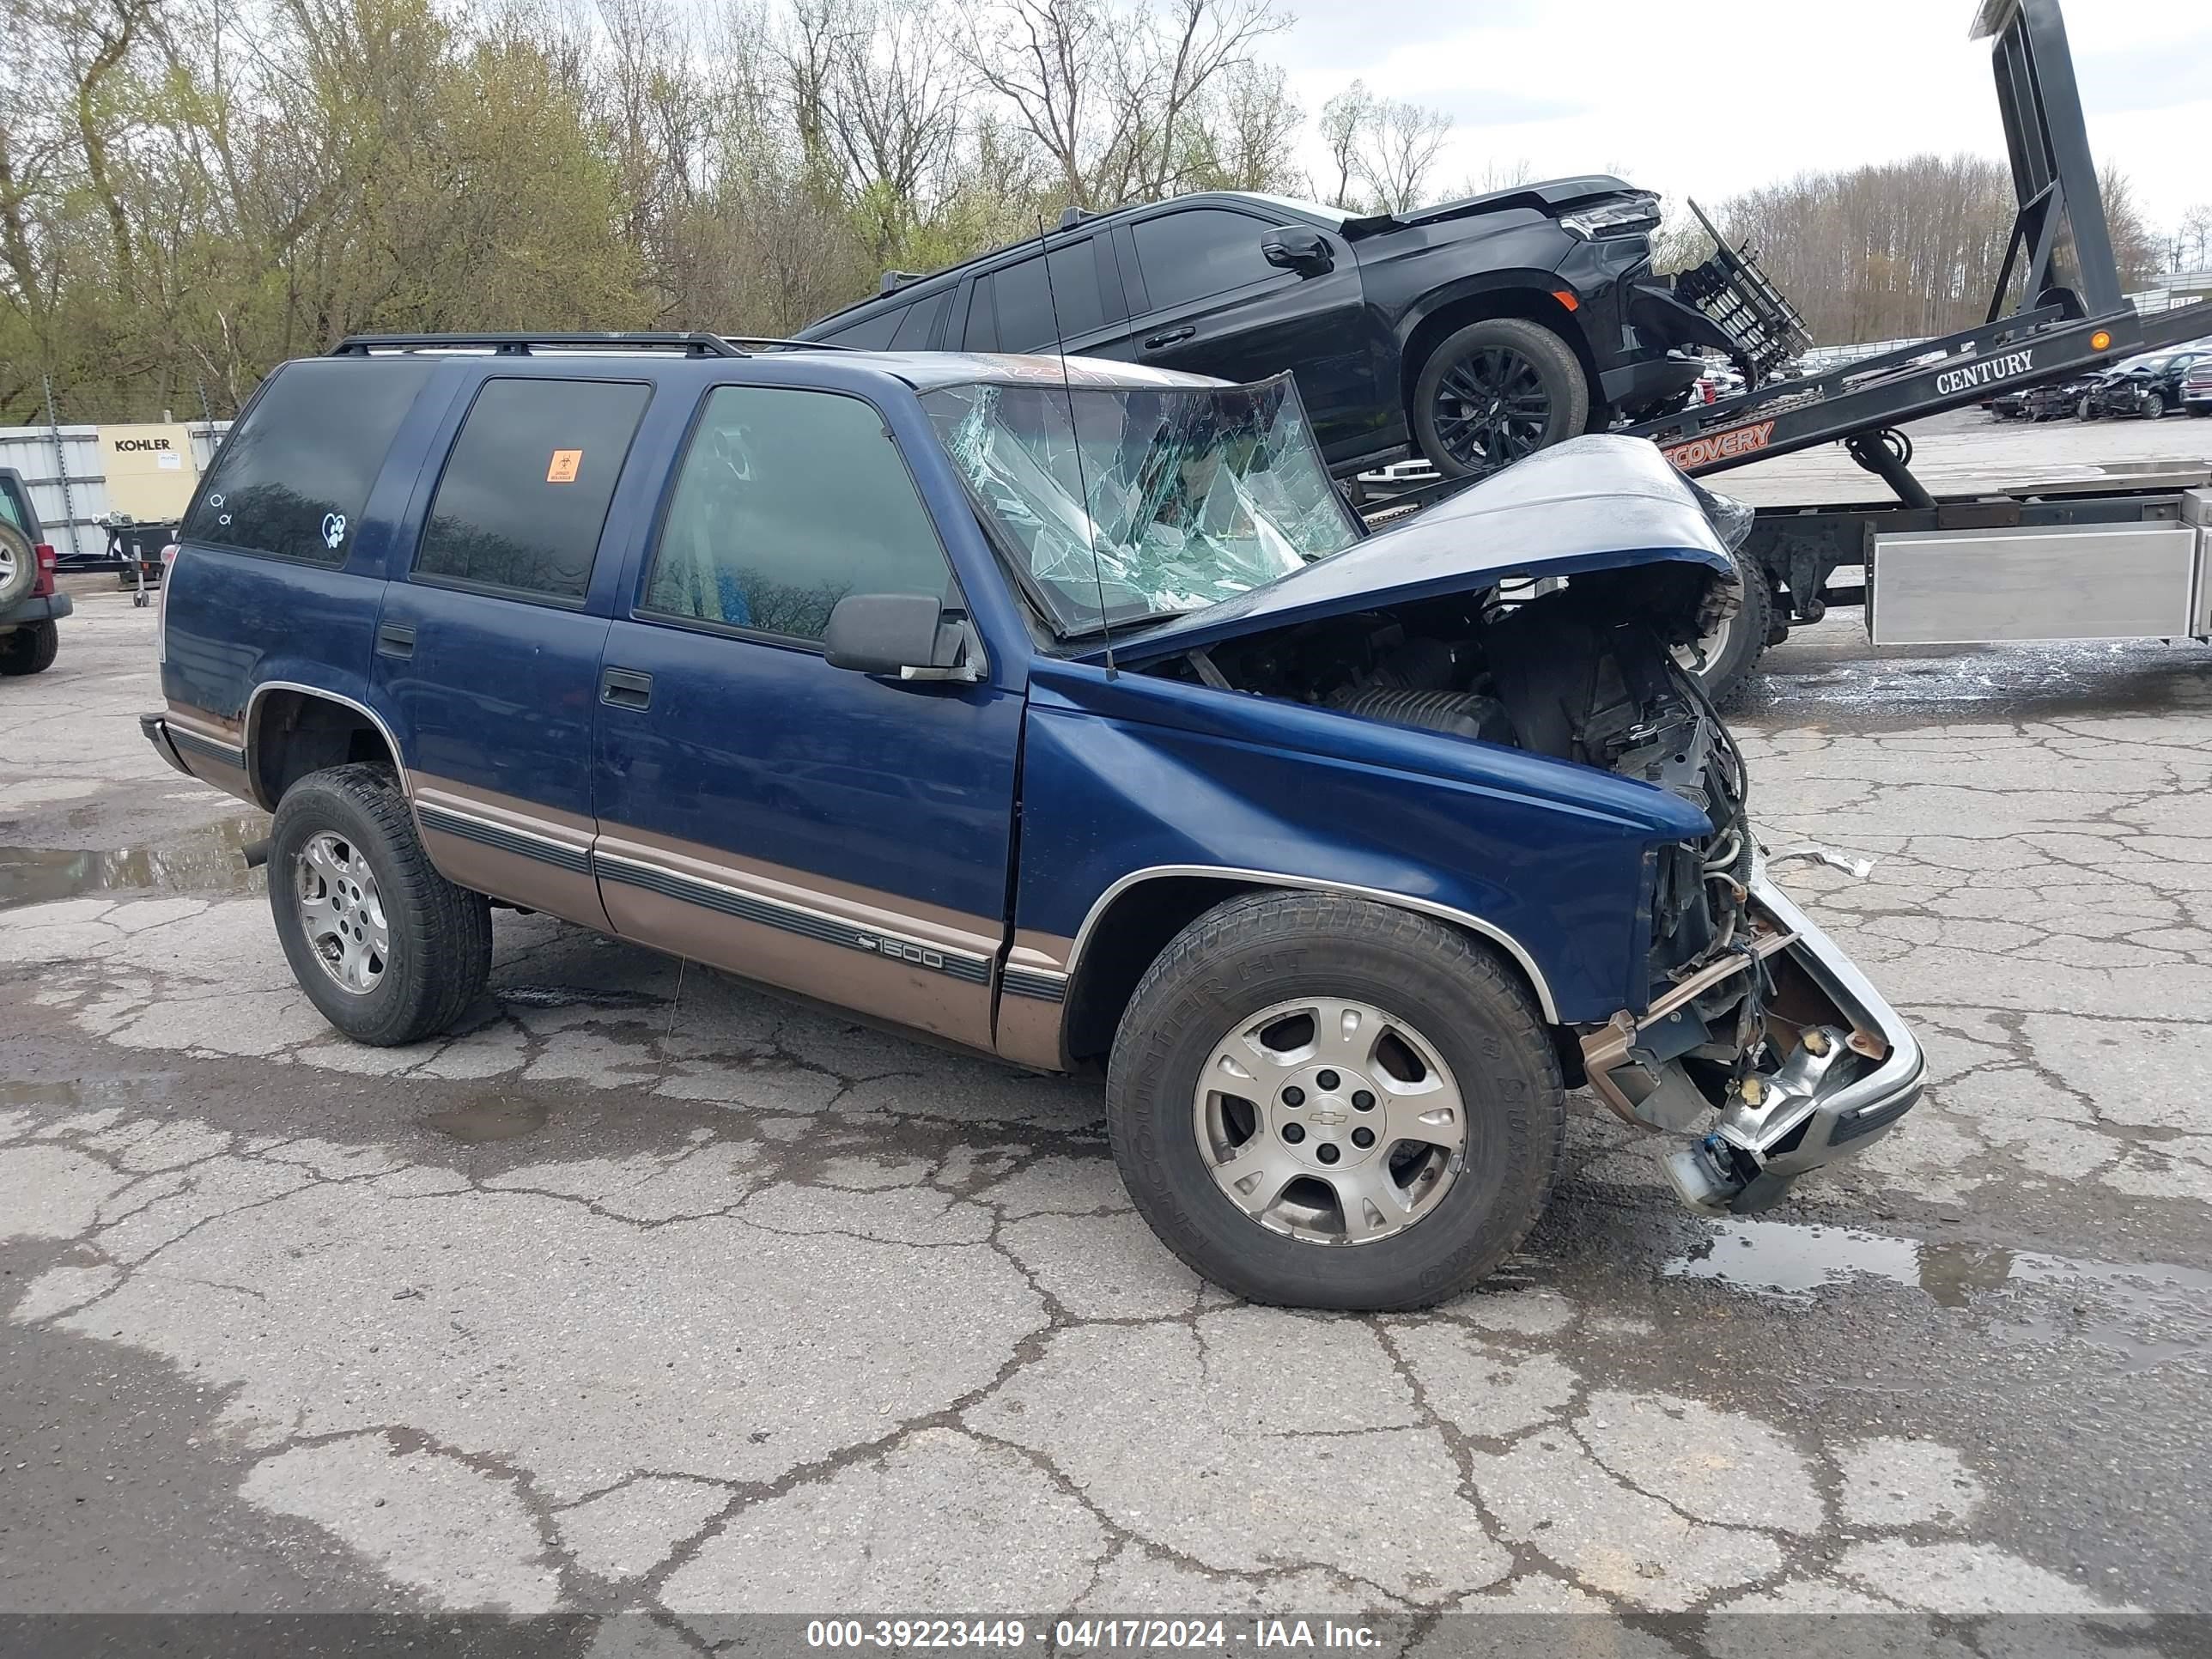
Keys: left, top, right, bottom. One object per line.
{"left": 142, "top": 332, "right": 1922, "bottom": 1310}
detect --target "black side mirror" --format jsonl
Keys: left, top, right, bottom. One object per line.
{"left": 1261, "top": 227, "right": 1334, "bottom": 277}
{"left": 823, "top": 592, "right": 981, "bottom": 683}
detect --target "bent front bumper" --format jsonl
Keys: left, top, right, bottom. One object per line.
{"left": 1582, "top": 866, "right": 1924, "bottom": 1216}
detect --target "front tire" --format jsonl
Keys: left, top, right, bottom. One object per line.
{"left": 1106, "top": 890, "right": 1565, "bottom": 1310}
{"left": 1412, "top": 317, "right": 1589, "bottom": 480}
{"left": 269, "top": 764, "right": 490, "bottom": 1045}
{"left": 1676, "top": 545, "right": 1773, "bottom": 707}
{"left": 2142, "top": 391, "right": 2166, "bottom": 420}
{"left": 0, "top": 622, "right": 58, "bottom": 676}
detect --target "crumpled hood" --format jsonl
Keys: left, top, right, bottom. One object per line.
{"left": 1090, "top": 434, "right": 1735, "bottom": 666}
{"left": 1340, "top": 174, "right": 1636, "bottom": 239}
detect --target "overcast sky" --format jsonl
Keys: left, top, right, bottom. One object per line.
{"left": 1270, "top": 0, "right": 2212, "bottom": 234}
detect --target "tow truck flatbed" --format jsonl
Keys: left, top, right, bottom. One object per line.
{"left": 1358, "top": 0, "right": 2210, "bottom": 696}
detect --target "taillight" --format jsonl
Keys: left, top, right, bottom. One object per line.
{"left": 155, "top": 543, "right": 179, "bottom": 662}
{"left": 32, "top": 543, "right": 57, "bottom": 598}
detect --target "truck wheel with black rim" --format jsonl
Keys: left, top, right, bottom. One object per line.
{"left": 1675, "top": 545, "right": 1773, "bottom": 707}
{"left": 0, "top": 621, "right": 58, "bottom": 676}
{"left": 1412, "top": 317, "right": 1590, "bottom": 481}
{"left": 1106, "top": 890, "right": 1565, "bottom": 1310}
{"left": 268, "top": 763, "right": 490, "bottom": 1045}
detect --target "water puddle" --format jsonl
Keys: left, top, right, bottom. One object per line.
{"left": 0, "top": 816, "right": 265, "bottom": 909}
{"left": 1664, "top": 1217, "right": 2212, "bottom": 1369}
{"left": 419, "top": 1101, "right": 550, "bottom": 1144}
{"left": 0, "top": 1080, "right": 87, "bottom": 1109}
{"left": 1665, "top": 1216, "right": 2212, "bottom": 1306}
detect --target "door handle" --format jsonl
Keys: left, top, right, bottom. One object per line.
{"left": 600, "top": 666, "right": 653, "bottom": 711}
{"left": 1143, "top": 326, "right": 1195, "bottom": 350}
{"left": 375, "top": 623, "right": 415, "bottom": 659}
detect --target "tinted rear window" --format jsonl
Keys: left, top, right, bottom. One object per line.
{"left": 890, "top": 289, "right": 951, "bottom": 349}
{"left": 180, "top": 359, "right": 434, "bottom": 563}
{"left": 413, "top": 379, "right": 652, "bottom": 603}
{"left": 990, "top": 241, "right": 1107, "bottom": 350}
{"left": 0, "top": 477, "right": 29, "bottom": 536}
{"left": 818, "top": 306, "right": 905, "bottom": 349}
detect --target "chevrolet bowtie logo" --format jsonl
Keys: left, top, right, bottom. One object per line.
{"left": 1312, "top": 1109, "right": 1347, "bottom": 1126}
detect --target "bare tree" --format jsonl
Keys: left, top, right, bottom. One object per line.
{"left": 1308, "top": 80, "right": 1450, "bottom": 213}
{"left": 1312, "top": 81, "right": 1372, "bottom": 210}
{"left": 1359, "top": 95, "right": 1449, "bottom": 214}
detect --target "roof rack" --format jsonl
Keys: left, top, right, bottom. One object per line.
{"left": 330, "top": 332, "right": 746, "bottom": 358}
{"left": 720, "top": 336, "right": 860, "bottom": 353}
{"left": 879, "top": 270, "right": 927, "bottom": 294}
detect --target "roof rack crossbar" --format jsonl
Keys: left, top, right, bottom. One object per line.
{"left": 330, "top": 331, "right": 747, "bottom": 358}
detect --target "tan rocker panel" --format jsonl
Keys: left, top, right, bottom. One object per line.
{"left": 410, "top": 777, "right": 610, "bottom": 934}
{"left": 592, "top": 824, "right": 1004, "bottom": 1052}
{"left": 162, "top": 701, "right": 252, "bottom": 803}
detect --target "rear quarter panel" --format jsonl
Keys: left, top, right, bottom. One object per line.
{"left": 159, "top": 368, "right": 464, "bottom": 803}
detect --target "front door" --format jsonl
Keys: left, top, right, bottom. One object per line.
{"left": 592, "top": 382, "right": 1021, "bottom": 1050}
{"left": 373, "top": 374, "right": 653, "bottom": 930}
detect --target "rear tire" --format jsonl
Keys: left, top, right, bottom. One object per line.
{"left": 1413, "top": 317, "right": 1589, "bottom": 480}
{"left": 1106, "top": 890, "right": 1565, "bottom": 1310}
{"left": 0, "top": 621, "right": 58, "bottom": 676}
{"left": 269, "top": 763, "right": 490, "bottom": 1045}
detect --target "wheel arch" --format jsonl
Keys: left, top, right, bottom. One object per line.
{"left": 1059, "top": 865, "right": 1562, "bottom": 1067}
{"left": 1398, "top": 286, "right": 1600, "bottom": 432}
{"left": 244, "top": 682, "right": 410, "bottom": 812}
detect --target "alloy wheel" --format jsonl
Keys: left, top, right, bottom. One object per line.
{"left": 1193, "top": 996, "right": 1467, "bottom": 1245}
{"left": 1430, "top": 347, "right": 1553, "bottom": 473}
{"left": 296, "top": 831, "right": 389, "bottom": 994}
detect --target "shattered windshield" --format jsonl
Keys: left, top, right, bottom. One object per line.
{"left": 920, "top": 374, "right": 1360, "bottom": 635}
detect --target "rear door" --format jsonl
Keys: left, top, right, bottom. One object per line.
{"left": 1095, "top": 204, "right": 1379, "bottom": 454}
{"left": 957, "top": 237, "right": 1127, "bottom": 356}
{"left": 591, "top": 379, "right": 1021, "bottom": 1051}
{"left": 370, "top": 373, "right": 654, "bottom": 929}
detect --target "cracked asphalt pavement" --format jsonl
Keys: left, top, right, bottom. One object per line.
{"left": 4, "top": 584, "right": 2210, "bottom": 1639}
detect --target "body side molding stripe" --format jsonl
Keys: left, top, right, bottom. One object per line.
{"left": 416, "top": 803, "right": 592, "bottom": 875}
{"left": 592, "top": 850, "right": 994, "bottom": 986}
{"left": 1000, "top": 965, "right": 1070, "bottom": 1003}
{"left": 167, "top": 726, "right": 246, "bottom": 767}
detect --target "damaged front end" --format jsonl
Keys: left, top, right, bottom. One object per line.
{"left": 1581, "top": 869, "right": 1923, "bottom": 1215}
{"left": 921, "top": 374, "right": 1920, "bottom": 1216}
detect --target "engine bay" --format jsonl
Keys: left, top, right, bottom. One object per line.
{"left": 1144, "top": 562, "right": 1753, "bottom": 992}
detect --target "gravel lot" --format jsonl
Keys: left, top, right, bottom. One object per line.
{"left": 4, "top": 547, "right": 2211, "bottom": 1641}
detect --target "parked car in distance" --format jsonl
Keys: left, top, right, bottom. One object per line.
{"left": 797, "top": 181, "right": 1744, "bottom": 482}
{"left": 0, "top": 466, "right": 70, "bottom": 676}
{"left": 2184, "top": 356, "right": 2212, "bottom": 416}
{"left": 2086, "top": 349, "right": 2208, "bottom": 419}
{"left": 1991, "top": 374, "right": 2094, "bottom": 422}
{"left": 144, "top": 335, "right": 1923, "bottom": 1310}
